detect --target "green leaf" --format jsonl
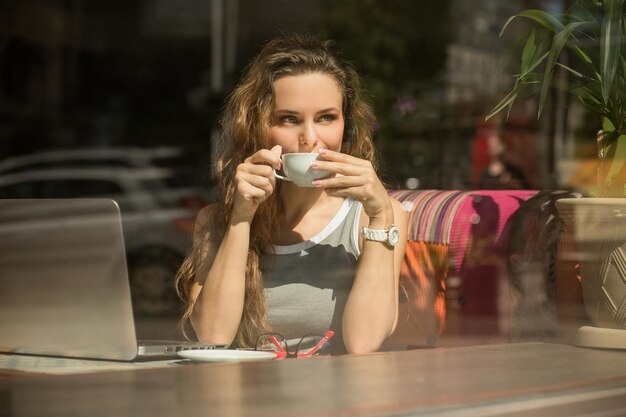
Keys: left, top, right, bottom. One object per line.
{"left": 556, "top": 62, "right": 584, "bottom": 78}
{"left": 571, "top": 45, "right": 594, "bottom": 66}
{"left": 521, "top": 29, "right": 539, "bottom": 73}
{"left": 485, "top": 90, "right": 518, "bottom": 121}
{"left": 600, "top": 0, "right": 625, "bottom": 104}
{"left": 538, "top": 21, "right": 589, "bottom": 118}
{"left": 571, "top": 83, "right": 603, "bottom": 105}
{"left": 519, "top": 51, "right": 551, "bottom": 82}
{"left": 568, "top": 0, "right": 600, "bottom": 24}
{"left": 500, "top": 9, "right": 565, "bottom": 37}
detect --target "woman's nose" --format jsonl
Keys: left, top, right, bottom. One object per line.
{"left": 299, "top": 122, "right": 318, "bottom": 147}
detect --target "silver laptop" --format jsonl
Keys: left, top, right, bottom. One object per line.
{"left": 0, "top": 198, "right": 226, "bottom": 361}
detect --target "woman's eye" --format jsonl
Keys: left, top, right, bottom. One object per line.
{"left": 319, "top": 114, "right": 336, "bottom": 123}
{"left": 281, "top": 115, "right": 298, "bottom": 124}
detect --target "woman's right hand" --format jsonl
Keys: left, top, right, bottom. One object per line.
{"left": 231, "top": 145, "right": 283, "bottom": 223}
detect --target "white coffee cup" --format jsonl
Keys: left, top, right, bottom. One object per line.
{"left": 274, "top": 153, "right": 333, "bottom": 187}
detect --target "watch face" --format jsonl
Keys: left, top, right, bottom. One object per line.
{"left": 388, "top": 225, "right": 400, "bottom": 247}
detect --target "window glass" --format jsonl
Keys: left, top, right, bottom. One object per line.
{"left": 36, "top": 179, "right": 123, "bottom": 198}
{"left": 0, "top": 181, "right": 40, "bottom": 199}
{"left": 0, "top": 179, "right": 133, "bottom": 211}
{"left": 1, "top": 160, "right": 131, "bottom": 175}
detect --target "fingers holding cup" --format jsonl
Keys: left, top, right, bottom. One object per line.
{"left": 312, "top": 149, "right": 389, "bottom": 218}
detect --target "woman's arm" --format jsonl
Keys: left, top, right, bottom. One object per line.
{"left": 312, "top": 149, "right": 408, "bottom": 354}
{"left": 342, "top": 197, "right": 407, "bottom": 354}
{"left": 188, "top": 146, "right": 283, "bottom": 345}
{"left": 188, "top": 212, "right": 252, "bottom": 344}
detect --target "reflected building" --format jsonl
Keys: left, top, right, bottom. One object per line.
{"left": 445, "top": 1, "right": 517, "bottom": 105}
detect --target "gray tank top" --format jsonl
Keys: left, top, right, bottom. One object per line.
{"left": 261, "top": 198, "right": 362, "bottom": 354}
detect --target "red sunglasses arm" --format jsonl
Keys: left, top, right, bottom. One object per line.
{"left": 269, "top": 335, "right": 286, "bottom": 352}
{"left": 267, "top": 335, "right": 288, "bottom": 359}
{"left": 297, "top": 330, "right": 335, "bottom": 358}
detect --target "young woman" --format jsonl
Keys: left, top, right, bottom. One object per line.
{"left": 176, "top": 34, "right": 407, "bottom": 355}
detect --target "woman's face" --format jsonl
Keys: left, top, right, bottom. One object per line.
{"left": 270, "top": 73, "right": 344, "bottom": 153}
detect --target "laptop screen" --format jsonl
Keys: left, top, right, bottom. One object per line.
{"left": 0, "top": 199, "right": 140, "bottom": 360}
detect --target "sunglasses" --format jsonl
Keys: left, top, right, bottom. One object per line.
{"left": 254, "top": 330, "right": 335, "bottom": 359}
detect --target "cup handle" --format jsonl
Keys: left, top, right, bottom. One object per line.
{"left": 274, "top": 170, "right": 291, "bottom": 182}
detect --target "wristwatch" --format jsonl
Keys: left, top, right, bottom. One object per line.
{"left": 361, "top": 224, "right": 400, "bottom": 248}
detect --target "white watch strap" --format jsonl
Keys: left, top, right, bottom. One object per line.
{"left": 361, "top": 227, "right": 388, "bottom": 242}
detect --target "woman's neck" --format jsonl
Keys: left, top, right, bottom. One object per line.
{"left": 278, "top": 184, "right": 327, "bottom": 222}
{"left": 275, "top": 183, "right": 344, "bottom": 244}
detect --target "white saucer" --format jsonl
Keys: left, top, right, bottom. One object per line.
{"left": 177, "top": 349, "right": 275, "bottom": 362}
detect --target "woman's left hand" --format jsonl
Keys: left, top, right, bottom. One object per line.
{"left": 312, "top": 148, "right": 391, "bottom": 222}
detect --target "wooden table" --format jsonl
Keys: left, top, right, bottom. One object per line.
{"left": 2, "top": 343, "right": 626, "bottom": 417}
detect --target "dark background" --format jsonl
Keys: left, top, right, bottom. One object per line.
{"left": 1, "top": 0, "right": 587, "bottom": 192}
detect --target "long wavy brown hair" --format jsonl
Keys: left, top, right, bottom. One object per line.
{"left": 175, "top": 33, "right": 378, "bottom": 347}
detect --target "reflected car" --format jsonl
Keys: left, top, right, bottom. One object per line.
{"left": 0, "top": 146, "right": 183, "bottom": 173}
{"left": 0, "top": 146, "right": 215, "bottom": 196}
{"left": 0, "top": 167, "right": 208, "bottom": 316}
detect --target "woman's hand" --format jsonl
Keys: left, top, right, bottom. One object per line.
{"left": 312, "top": 148, "right": 392, "bottom": 223}
{"left": 231, "top": 145, "right": 283, "bottom": 223}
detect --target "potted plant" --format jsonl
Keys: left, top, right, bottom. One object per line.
{"left": 487, "top": 0, "right": 626, "bottom": 348}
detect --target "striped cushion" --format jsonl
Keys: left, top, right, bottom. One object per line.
{"left": 390, "top": 190, "right": 469, "bottom": 244}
